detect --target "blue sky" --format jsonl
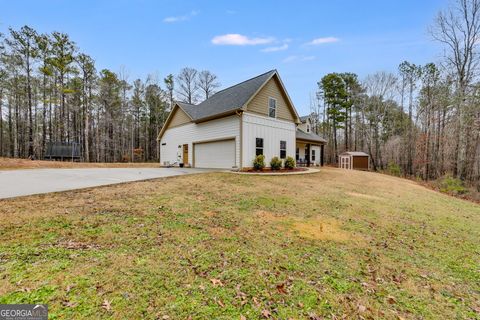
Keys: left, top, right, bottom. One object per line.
{"left": 1, "top": 0, "right": 448, "bottom": 115}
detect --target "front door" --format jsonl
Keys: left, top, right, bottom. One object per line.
{"left": 183, "top": 144, "right": 188, "bottom": 165}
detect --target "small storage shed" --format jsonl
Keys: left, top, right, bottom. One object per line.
{"left": 339, "top": 151, "right": 370, "bottom": 170}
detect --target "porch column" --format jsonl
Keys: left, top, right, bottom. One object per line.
{"left": 320, "top": 144, "right": 324, "bottom": 166}
{"left": 306, "top": 143, "right": 311, "bottom": 167}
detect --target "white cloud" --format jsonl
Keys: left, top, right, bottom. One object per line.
{"left": 283, "top": 55, "right": 315, "bottom": 63}
{"left": 163, "top": 10, "right": 198, "bottom": 23}
{"left": 261, "top": 43, "right": 289, "bottom": 52}
{"left": 211, "top": 34, "right": 274, "bottom": 46}
{"left": 306, "top": 37, "right": 339, "bottom": 45}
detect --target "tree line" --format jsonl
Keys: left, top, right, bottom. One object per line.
{"left": 0, "top": 26, "right": 219, "bottom": 162}
{"left": 313, "top": 0, "right": 480, "bottom": 187}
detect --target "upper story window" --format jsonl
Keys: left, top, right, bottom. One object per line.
{"left": 256, "top": 138, "right": 264, "bottom": 156}
{"left": 280, "top": 141, "right": 286, "bottom": 159}
{"left": 268, "top": 98, "right": 276, "bottom": 118}
{"left": 306, "top": 124, "right": 310, "bottom": 133}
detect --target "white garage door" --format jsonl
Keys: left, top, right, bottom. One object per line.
{"left": 194, "top": 139, "right": 235, "bottom": 169}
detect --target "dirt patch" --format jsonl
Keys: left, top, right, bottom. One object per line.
{"left": 256, "top": 210, "right": 352, "bottom": 242}
{"left": 255, "top": 210, "right": 287, "bottom": 221}
{"left": 207, "top": 226, "right": 229, "bottom": 237}
{"left": 203, "top": 211, "right": 217, "bottom": 218}
{"left": 346, "top": 192, "right": 382, "bottom": 201}
{"left": 57, "top": 240, "right": 101, "bottom": 250}
{"left": 292, "top": 218, "right": 352, "bottom": 241}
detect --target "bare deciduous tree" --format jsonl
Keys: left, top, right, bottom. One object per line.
{"left": 431, "top": 0, "right": 480, "bottom": 179}
{"left": 362, "top": 72, "right": 398, "bottom": 170}
{"left": 197, "top": 70, "right": 220, "bottom": 101}
{"left": 176, "top": 67, "right": 198, "bottom": 104}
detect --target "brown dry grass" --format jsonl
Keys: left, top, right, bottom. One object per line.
{"left": 345, "top": 191, "right": 382, "bottom": 201}
{"left": 291, "top": 218, "right": 352, "bottom": 241}
{"left": 256, "top": 210, "right": 353, "bottom": 241}
{"left": 0, "top": 157, "right": 160, "bottom": 170}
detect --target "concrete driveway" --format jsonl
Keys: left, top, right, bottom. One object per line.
{"left": 0, "top": 167, "right": 213, "bottom": 199}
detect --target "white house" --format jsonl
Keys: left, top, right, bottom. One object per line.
{"left": 157, "top": 70, "right": 326, "bottom": 169}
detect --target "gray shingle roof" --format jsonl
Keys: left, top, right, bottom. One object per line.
{"left": 299, "top": 115, "right": 310, "bottom": 123}
{"left": 296, "top": 128, "right": 327, "bottom": 144}
{"left": 177, "top": 69, "right": 277, "bottom": 121}
{"left": 176, "top": 102, "right": 196, "bottom": 119}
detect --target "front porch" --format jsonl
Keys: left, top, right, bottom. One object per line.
{"left": 295, "top": 129, "right": 327, "bottom": 167}
{"left": 296, "top": 140, "right": 324, "bottom": 167}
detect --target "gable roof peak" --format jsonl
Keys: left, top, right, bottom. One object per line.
{"left": 188, "top": 69, "right": 278, "bottom": 122}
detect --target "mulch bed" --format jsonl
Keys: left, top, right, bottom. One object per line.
{"left": 240, "top": 168, "right": 309, "bottom": 174}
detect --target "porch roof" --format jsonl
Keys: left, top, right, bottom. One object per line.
{"left": 296, "top": 128, "right": 327, "bottom": 144}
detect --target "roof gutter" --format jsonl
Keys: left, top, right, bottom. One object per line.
{"left": 193, "top": 109, "right": 242, "bottom": 123}
{"left": 296, "top": 138, "right": 327, "bottom": 145}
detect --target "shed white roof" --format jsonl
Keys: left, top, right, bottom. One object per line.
{"left": 340, "top": 151, "right": 369, "bottom": 156}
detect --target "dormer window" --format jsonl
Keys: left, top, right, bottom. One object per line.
{"left": 306, "top": 124, "right": 310, "bottom": 133}
{"left": 268, "top": 98, "right": 276, "bottom": 118}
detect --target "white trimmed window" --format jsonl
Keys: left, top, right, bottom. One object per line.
{"left": 268, "top": 98, "right": 276, "bottom": 118}
{"left": 256, "top": 138, "right": 264, "bottom": 156}
{"left": 280, "top": 141, "right": 286, "bottom": 159}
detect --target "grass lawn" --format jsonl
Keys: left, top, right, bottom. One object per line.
{"left": 0, "top": 168, "right": 479, "bottom": 319}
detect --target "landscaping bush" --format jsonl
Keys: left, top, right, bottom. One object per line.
{"left": 270, "top": 156, "right": 282, "bottom": 170}
{"left": 253, "top": 154, "right": 265, "bottom": 170}
{"left": 387, "top": 162, "right": 402, "bottom": 177}
{"left": 438, "top": 175, "right": 468, "bottom": 195}
{"left": 284, "top": 156, "right": 295, "bottom": 170}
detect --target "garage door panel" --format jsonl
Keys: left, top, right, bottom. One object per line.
{"left": 194, "top": 139, "right": 235, "bottom": 169}
{"left": 353, "top": 156, "right": 369, "bottom": 170}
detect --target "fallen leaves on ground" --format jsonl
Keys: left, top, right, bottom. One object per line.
{"left": 261, "top": 309, "right": 271, "bottom": 318}
{"left": 102, "top": 299, "right": 111, "bottom": 311}
{"left": 276, "top": 283, "right": 288, "bottom": 294}
{"left": 210, "top": 278, "right": 224, "bottom": 287}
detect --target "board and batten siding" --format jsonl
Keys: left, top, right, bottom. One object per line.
{"left": 242, "top": 112, "right": 296, "bottom": 168}
{"left": 160, "top": 115, "right": 240, "bottom": 167}
{"left": 246, "top": 77, "right": 296, "bottom": 122}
